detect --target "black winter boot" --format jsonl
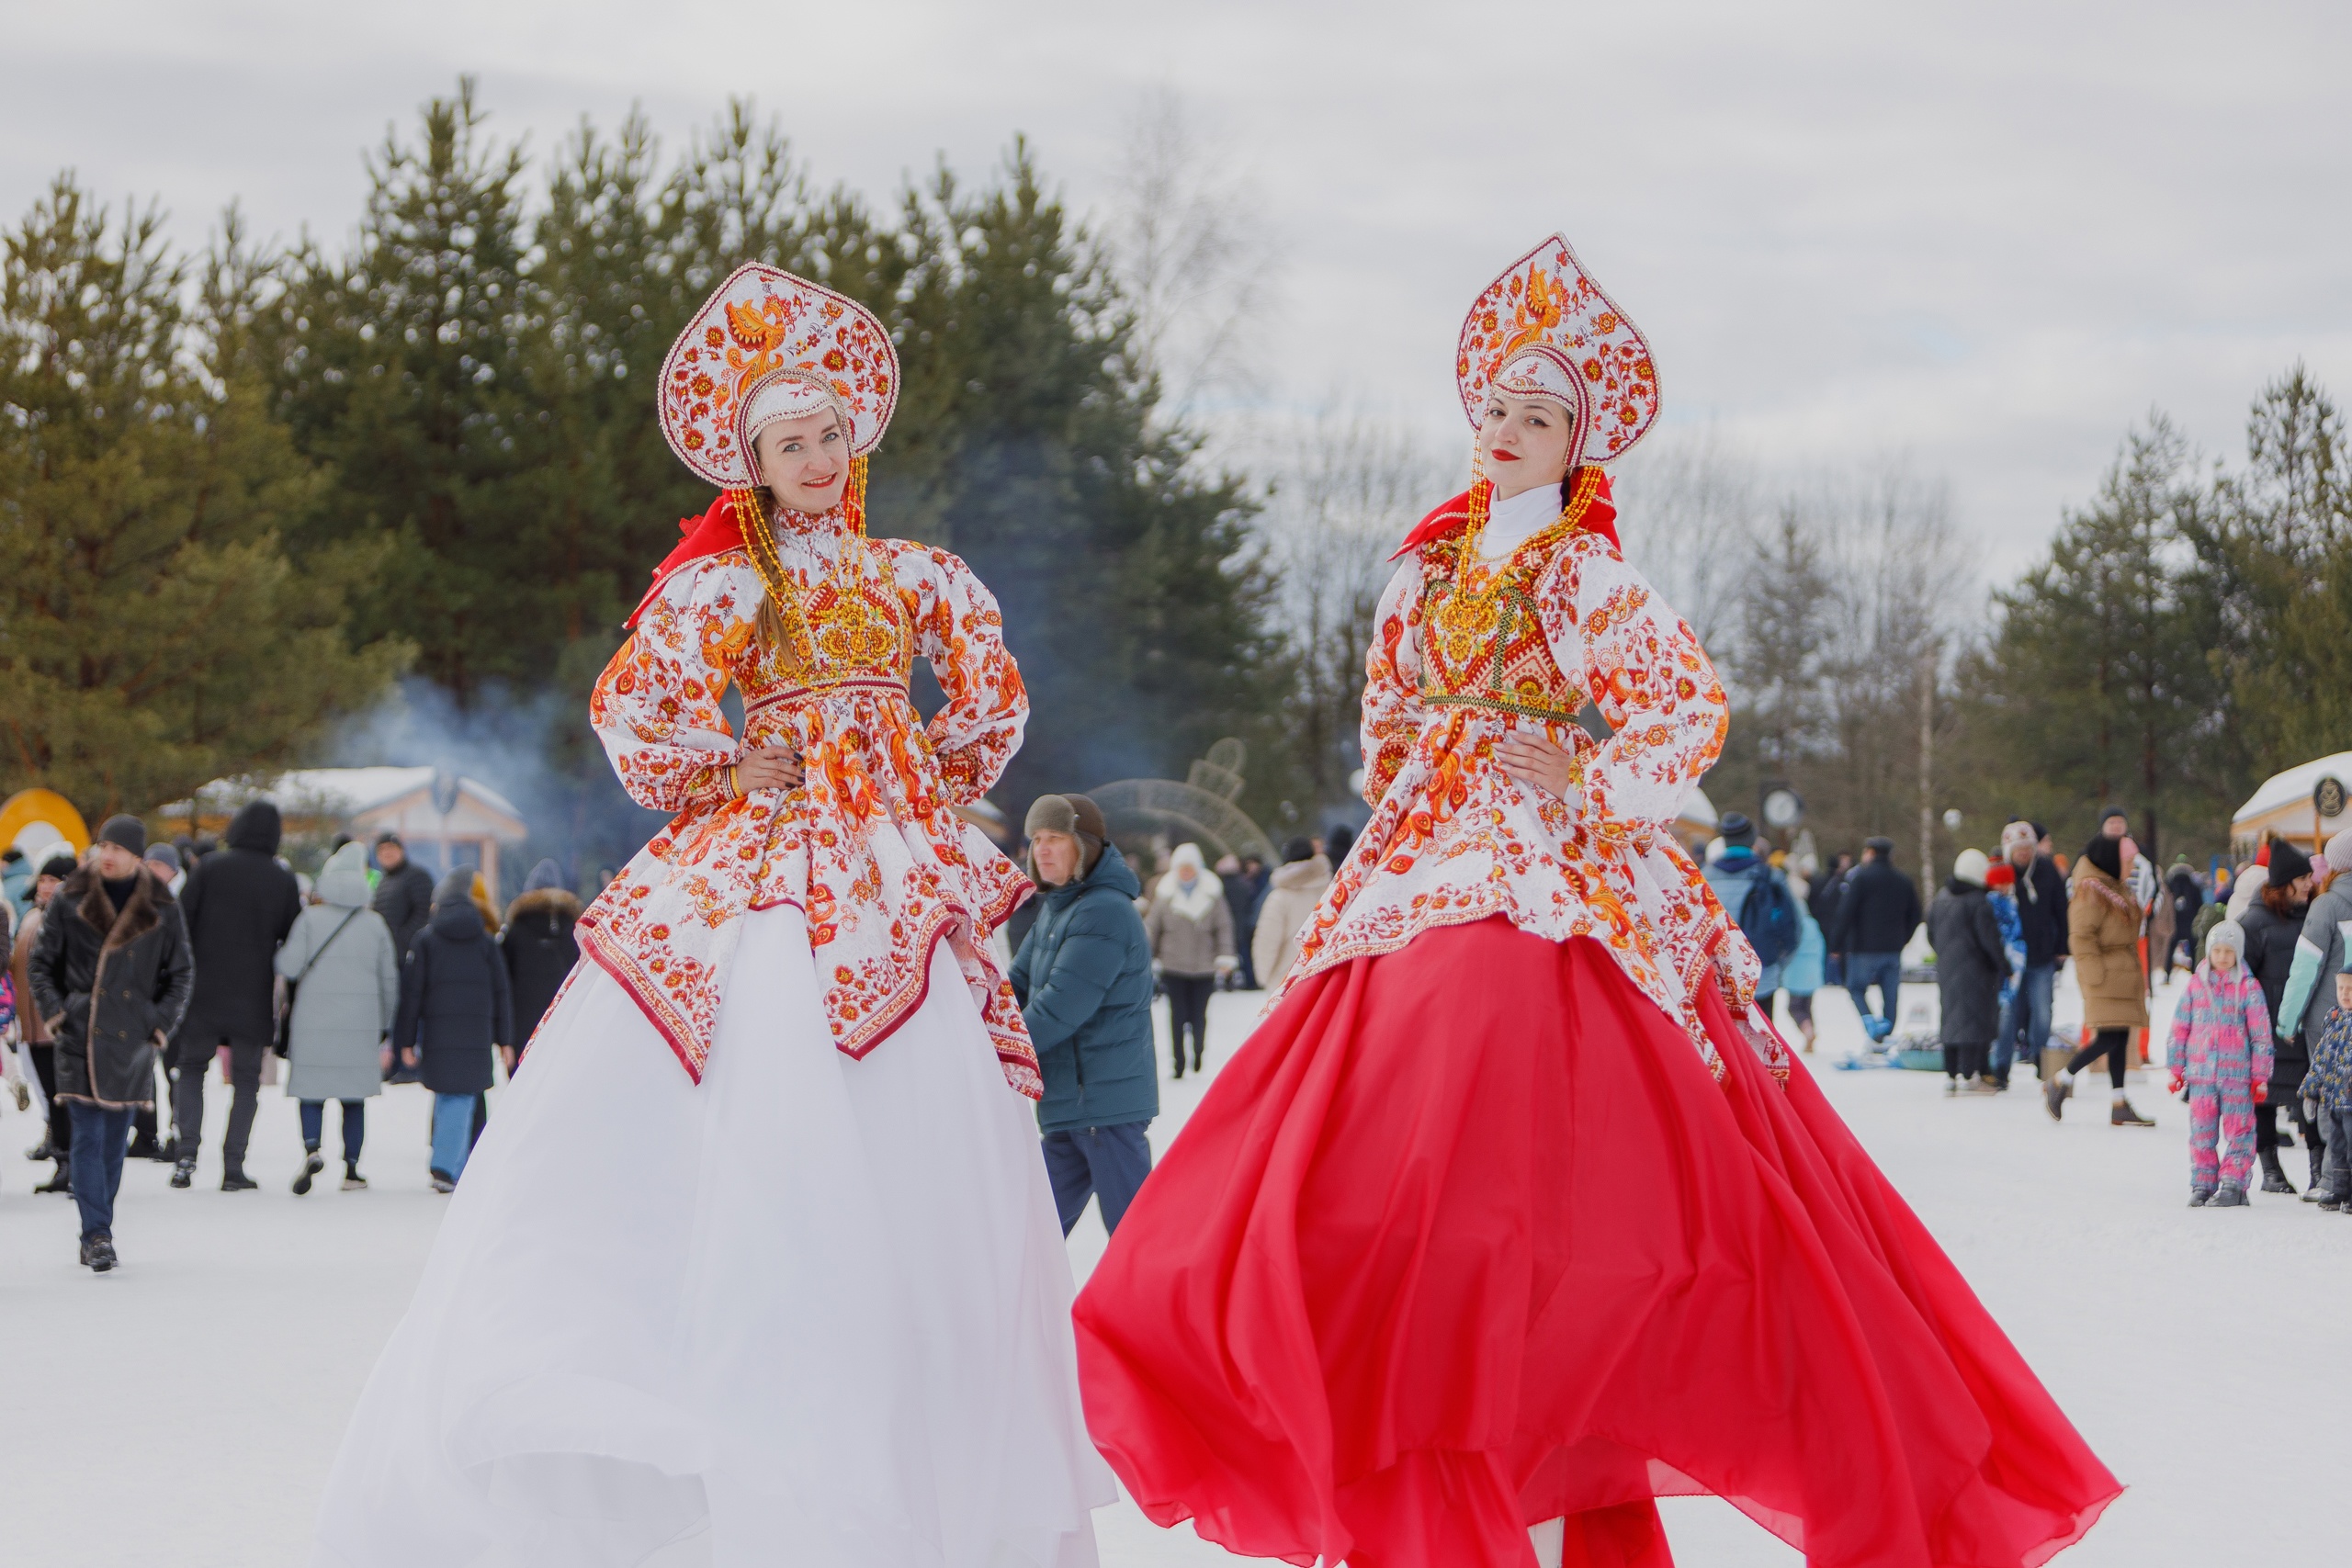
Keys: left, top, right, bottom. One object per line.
{"left": 2306, "top": 1143, "right": 2329, "bottom": 1200}
{"left": 2259, "top": 1147, "right": 2298, "bottom": 1195}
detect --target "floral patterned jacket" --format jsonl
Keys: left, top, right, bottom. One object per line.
{"left": 2302, "top": 1005, "right": 2352, "bottom": 1111}
{"left": 1283, "top": 474, "right": 1770, "bottom": 1078}
{"left": 2165, "top": 960, "right": 2274, "bottom": 1087}
{"left": 578, "top": 492, "right": 1040, "bottom": 1097}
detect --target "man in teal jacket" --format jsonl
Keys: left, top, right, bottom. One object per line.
{"left": 1010, "top": 794, "right": 1159, "bottom": 1235}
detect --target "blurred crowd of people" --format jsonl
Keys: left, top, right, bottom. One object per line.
{"left": 0, "top": 806, "right": 582, "bottom": 1272}
{"left": 1695, "top": 802, "right": 2352, "bottom": 1213}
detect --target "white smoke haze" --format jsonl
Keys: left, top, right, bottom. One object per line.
{"left": 323, "top": 677, "right": 666, "bottom": 898}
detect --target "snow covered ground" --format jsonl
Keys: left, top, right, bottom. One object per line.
{"left": 4, "top": 964, "right": 2346, "bottom": 1566}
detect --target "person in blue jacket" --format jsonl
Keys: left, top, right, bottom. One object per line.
{"left": 1010, "top": 793, "right": 1159, "bottom": 1236}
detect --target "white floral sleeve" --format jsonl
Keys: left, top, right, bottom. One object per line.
{"left": 589, "top": 561, "right": 752, "bottom": 815}
{"left": 1359, "top": 556, "right": 1429, "bottom": 806}
{"left": 1543, "top": 537, "right": 1728, "bottom": 840}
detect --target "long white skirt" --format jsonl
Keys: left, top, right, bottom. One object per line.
{"left": 312, "top": 905, "right": 1112, "bottom": 1568}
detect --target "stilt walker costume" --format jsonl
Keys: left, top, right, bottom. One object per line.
{"left": 312, "top": 264, "right": 1114, "bottom": 1568}
{"left": 1071, "top": 236, "right": 2120, "bottom": 1568}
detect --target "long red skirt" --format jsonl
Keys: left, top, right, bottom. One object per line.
{"left": 1073, "top": 919, "right": 2120, "bottom": 1568}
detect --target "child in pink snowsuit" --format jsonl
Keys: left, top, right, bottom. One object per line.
{"left": 2166, "top": 918, "right": 2273, "bottom": 1207}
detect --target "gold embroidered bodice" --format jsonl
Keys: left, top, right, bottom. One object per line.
{"left": 729, "top": 486, "right": 918, "bottom": 715}
{"left": 1415, "top": 468, "right": 1606, "bottom": 725}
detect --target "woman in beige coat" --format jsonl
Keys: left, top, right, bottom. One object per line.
{"left": 1250, "top": 837, "right": 1332, "bottom": 992}
{"left": 1146, "top": 843, "right": 1235, "bottom": 1078}
{"left": 2046, "top": 833, "right": 2154, "bottom": 1125}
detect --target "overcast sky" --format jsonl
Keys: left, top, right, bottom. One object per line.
{"left": 7, "top": 0, "right": 2348, "bottom": 578}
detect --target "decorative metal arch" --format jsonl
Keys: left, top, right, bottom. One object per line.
{"left": 1089, "top": 738, "right": 1277, "bottom": 866}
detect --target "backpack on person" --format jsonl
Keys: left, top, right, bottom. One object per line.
{"left": 1737, "top": 865, "right": 1802, "bottom": 969}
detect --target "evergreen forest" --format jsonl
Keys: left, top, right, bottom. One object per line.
{"left": 4, "top": 81, "right": 2346, "bottom": 880}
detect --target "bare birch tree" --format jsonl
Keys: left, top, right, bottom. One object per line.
{"left": 1253, "top": 410, "right": 1453, "bottom": 828}
{"left": 1102, "top": 86, "right": 1283, "bottom": 420}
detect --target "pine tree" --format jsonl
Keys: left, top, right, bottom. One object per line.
{"left": 0, "top": 176, "right": 406, "bottom": 818}
{"left": 876, "top": 148, "right": 1291, "bottom": 821}
{"left": 263, "top": 79, "right": 539, "bottom": 701}
{"left": 1960, "top": 418, "right": 2226, "bottom": 855}
{"left": 1706, "top": 504, "right": 1834, "bottom": 840}
{"left": 2185, "top": 367, "right": 2352, "bottom": 777}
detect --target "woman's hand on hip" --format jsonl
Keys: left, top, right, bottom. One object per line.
{"left": 736, "top": 743, "right": 804, "bottom": 794}
{"left": 1496, "top": 733, "right": 1578, "bottom": 799}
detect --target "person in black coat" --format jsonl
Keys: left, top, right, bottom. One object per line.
{"left": 1826, "top": 837, "right": 1922, "bottom": 1043}
{"left": 1221, "top": 853, "right": 1268, "bottom": 990}
{"left": 396, "top": 869, "right": 514, "bottom": 1191}
{"left": 1926, "top": 851, "right": 2010, "bottom": 1092}
{"left": 370, "top": 833, "right": 435, "bottom": 956}
{"left": 171, "top": 800, "right": 302, "bottom": 1190}
{"left": 2163, "top": 860, "right": 2204, "bottom": 979}
{"left": 500, "top": 859, "right": 580, "bottom": 1075}
{"left": 371, "top": 834, "right": 437, "bottom": 1084}
{"left": 1808, "top": 852, "right": 1854, "bottom": 987}
{"left": 28, "top": 816, "right": 194, "bottom": 1269}
{"left": 2241, "top": 840, "right": 2316, "bottom": 1191}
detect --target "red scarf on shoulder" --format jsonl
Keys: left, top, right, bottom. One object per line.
{"left": 627, "top": 492, "right": 746, "bottom": 629}
{"left": 1390, "top": 469, "right": 1619, "bottom": 560}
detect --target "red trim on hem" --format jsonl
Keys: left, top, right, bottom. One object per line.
{"left": 582, "top": 895, "right": 1041, "bottom": 1096}
{"left": 581, "top": 935, "right": 705, "bottom": 1084}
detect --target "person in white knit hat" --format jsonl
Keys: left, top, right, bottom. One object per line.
{"left": 1928, "top": 848, "right": 2010, "bottom": 1094}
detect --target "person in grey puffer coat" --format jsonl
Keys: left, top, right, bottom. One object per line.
{"left": 1927, "top": 849, "right": 2010, "bottom": 1093}
{"left": 277, "top": 842, "right": 401, "bottom": 1194}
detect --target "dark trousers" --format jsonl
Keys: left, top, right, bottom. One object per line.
{"left": 2318, "top": 1104, "right": 2352, "bottom": 1198}
{"left": 173, "top": 1037, "right": 264, "bottom": 1174}
{"left": 65, "top": 1101, "right": 132, "bottom": 1241}
{"left": 1041, "top": 1122, "right": 1153, "bottom": 1236}
{"left": 2066, "top": 1027, "right": 2132, "bottom": 1089}
{"left": 300, "top": 1100, "right": 367, "bottom": 1164}
{"left": 28, "top": 1043, "right": 71, "bottom": 1157}
{"left": 1164, "top": 974, "right": 1215, "bottom": 1075}
{"left": 1943, "top": 1042, "right": 1986, "bottom": 1079}
{"left": 1993, "top": 963, "right": 2056, "bottom": 1085}
{"left": 2255, "top": 1092, "right": 2317, "bottom": 1153}
{"left": 1844, "top": 951, "right": 1902, "bottom": 1034}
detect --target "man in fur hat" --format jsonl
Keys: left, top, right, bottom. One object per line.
{"left": 28, "top": 817, "right": 194, "bottom": 1271}
{"left": 1010, "top": 794, "right": 1158, "bottom": 1236}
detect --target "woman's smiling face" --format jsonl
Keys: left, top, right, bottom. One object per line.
{"left": 1477, "top": 393, "right": 1575, "bottom": 500}
{"left": 752, "top": 406, "right": 850, "bottom": 514}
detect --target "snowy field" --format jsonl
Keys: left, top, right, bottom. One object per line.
{"left": 5, "top": 965, "right": 2347, "bottom": 1566}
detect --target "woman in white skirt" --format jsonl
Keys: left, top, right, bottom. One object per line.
{"left": 311, "top": 263, "right": 1113, "bottom": 1568}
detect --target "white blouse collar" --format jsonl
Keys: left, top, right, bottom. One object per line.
{"left": 1478, "top": 481, "right": 1565, "bottom": 560}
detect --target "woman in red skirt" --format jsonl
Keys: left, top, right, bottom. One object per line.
{"left": 1071, "top": 234, "right": 2120, "bottom": 1568}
